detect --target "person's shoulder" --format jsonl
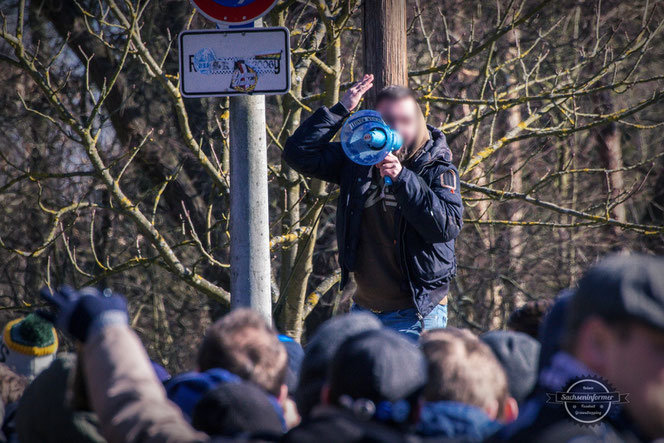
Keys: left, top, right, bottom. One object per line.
{"left": 430, "top": 161, "right": 458, "bottom": 179}
{"left": 424, "top": 148, "right": 457, "bottom": 178}
{"left": 425, "top": 161, "right": 460, "bottom": 199}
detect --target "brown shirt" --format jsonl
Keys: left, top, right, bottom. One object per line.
{"left": 353, "top": 169, "right": 413, "bottom": 312}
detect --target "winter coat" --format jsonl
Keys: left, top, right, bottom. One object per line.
{"left": 82, "top": 326, "right": 208, "bottom": 443}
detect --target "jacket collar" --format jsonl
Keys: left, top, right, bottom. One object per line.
{"left": 417, "top": 400, "right": 501, "bottom": 439}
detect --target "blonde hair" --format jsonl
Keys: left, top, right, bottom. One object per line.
{"left": 420, "top": 328, "right": 509, "bottom": 415}
{"left": 198, "top": 309, "right": 287, "bottom": 396}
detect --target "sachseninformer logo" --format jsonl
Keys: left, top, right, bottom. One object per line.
{"left": 546, "top": 376, "right": 629, "bottom": 425}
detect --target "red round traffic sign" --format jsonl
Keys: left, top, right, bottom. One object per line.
{"left": 190, "top": 0, "right": 279, "bottom": 25}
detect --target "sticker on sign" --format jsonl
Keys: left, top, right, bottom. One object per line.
{"left": 179, "top": 28, "right": 291, "bottom": 97}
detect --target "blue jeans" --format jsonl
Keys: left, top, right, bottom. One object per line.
{"left": 351, "top": 304, "right": 448, "bottom": 339}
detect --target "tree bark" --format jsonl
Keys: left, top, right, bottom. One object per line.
{"left": 363, "top": 0, "right": 408, "bottom": 107}
{"left": 505, "top": 30, "right": 526, "bottom": 316}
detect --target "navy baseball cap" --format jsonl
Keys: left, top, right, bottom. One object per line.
{"left": 567, "top": 254, "right": 664, "bottom": 335}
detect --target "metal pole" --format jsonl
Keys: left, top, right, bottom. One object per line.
{"left": 229, "top": 93, "right": 272, "bottom": 320}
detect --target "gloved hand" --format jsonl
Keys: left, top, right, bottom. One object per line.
{"left": 39, "top": 286, "right": 128, "bottom": 342}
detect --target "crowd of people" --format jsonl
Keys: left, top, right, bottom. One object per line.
{"left": 0, "top": 253, "right": 660, "bottom": 442}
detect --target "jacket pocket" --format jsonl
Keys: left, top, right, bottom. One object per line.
{"left": 407, "top": 236, "right": 455, "bottom": 287}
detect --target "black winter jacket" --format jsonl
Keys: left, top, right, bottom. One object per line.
{"left": 282, "top": 103, "right": 463, "bottom": 317}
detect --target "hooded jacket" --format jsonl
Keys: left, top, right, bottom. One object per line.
{"left": 283, "top": 103, "right": 463, "bottom": 318}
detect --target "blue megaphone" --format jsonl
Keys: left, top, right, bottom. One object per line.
{"left": 340, "top": 110, "right": 403, "bottom": 185}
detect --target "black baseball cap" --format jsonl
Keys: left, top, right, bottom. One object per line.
{"left": 328, "top": 328, "right": 427, "bottom": 407}
{"left": 191, "top": 381, "right": 284, "bottom": 438}
{"left": 567, "top": 254, "right": 664, "bottom": 334}
{"left": 295, "top": 312, "right": 382, "bottom": 417}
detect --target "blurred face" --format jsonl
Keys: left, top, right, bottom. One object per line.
{"left": 575, "top": 319, "right": 664, "bottom": 439}
{"left": 376, "top": 97, "right": 420, "bottom": 149}
{"left": 606, "top": 324, "right": 664, "bottom": 439}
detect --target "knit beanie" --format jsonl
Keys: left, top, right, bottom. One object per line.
{"left": 1, "top": 314, "right": 58, "bottom": 379}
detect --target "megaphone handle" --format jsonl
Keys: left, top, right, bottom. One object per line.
{"left": 384, "top": 176, "right": 393, "bottom": 186}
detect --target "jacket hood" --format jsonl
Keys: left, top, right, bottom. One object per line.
{"left": 417, "top": 400, "right": 501, "bottom": 440}
{"left": 407, "top": 125, "right": 453, "bottom": 171}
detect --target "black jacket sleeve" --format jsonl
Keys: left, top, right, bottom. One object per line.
{"left": 391, "top": 163, "right": 464, "bottom": 243}
{"left": 282, "top": 102, "right": 350, "bottom": 185}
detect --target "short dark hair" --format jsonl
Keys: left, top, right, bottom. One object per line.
{"left": 197, "top": 309, "right": 287, "bottom": 396}
{"left": 375, "top": 85, "right": 418, "bottom": 105}
{"left": 507, "top": 299, "right": 554, "bottom": 339}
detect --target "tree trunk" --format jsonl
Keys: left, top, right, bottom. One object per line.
{"left": 596, "top": 122, "right": 626, "bottom": 223}
{"left": 363, "top": 0, "right": 408, "bottom": 107}
{"left": 505, "top": 30, "right": 526, "bottom": 315}
{"left": 594, "top": 90, "right": 626, "bottom": 242}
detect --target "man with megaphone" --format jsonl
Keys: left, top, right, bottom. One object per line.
{"left": 283, "top": 74, "right": 463, "bottom": 337}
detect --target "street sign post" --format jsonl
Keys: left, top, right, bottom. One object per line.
{"left": 189, "top": 0, "right": 279, "bottom": 25}
{"left": 179, "top": 28, "right": 290, "bottom": 97}
{"left": 183, "top": 0, "right": 283, "bottom": 321}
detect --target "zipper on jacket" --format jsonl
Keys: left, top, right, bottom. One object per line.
{"left": 431, "top": 209, "right": 443, "bottom": 233}
{"left": 398, "top": 216, "right": 422, "bottom": 319}
{"left": 339, "top": 176, "right": 353, "bottom": 284}
{"left": 416, "top": 311, "right": 425, "bottom": 330}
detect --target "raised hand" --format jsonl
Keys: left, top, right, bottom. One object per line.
{"left": 39, "top": 286, "right": 128, "bottom": 342}
{"left": 340, "top": 74, "right": 374, "bottom": 111}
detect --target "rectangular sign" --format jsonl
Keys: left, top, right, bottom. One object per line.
{"left": 179, "top": 27, "right": 290, "bottom": 97}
